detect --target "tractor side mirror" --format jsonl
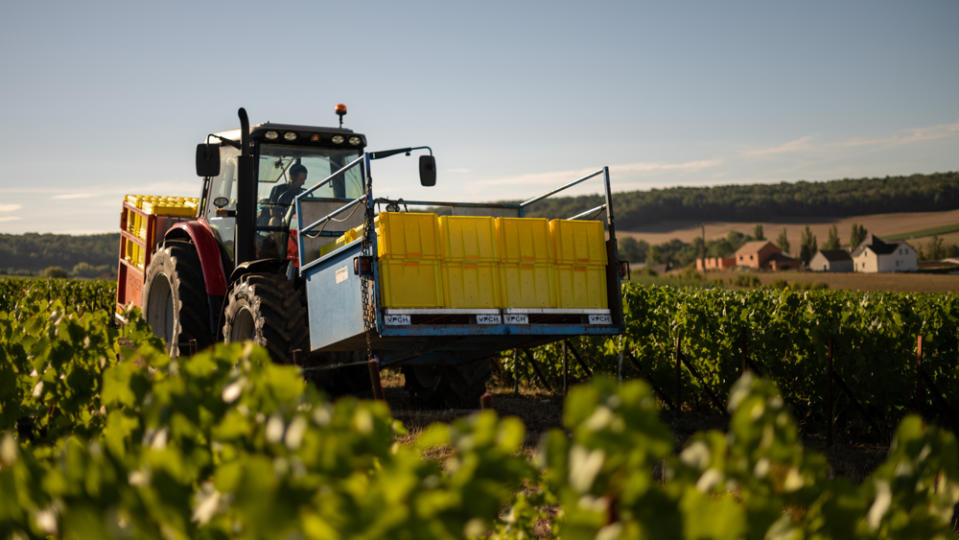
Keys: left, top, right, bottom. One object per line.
{"left": 196, "top": 144, "right": 221, "bottom": 177}
{"left": 419, "top": 155, "right": 436, "bottom": 187}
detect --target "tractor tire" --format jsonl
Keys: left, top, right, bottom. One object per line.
{"left": 142, "top": 241, "right": 212, "bottom": 356}
{"left": 403, "top": 358, "right": 491, "bottom": 409}
{"left": 222, "top": 273, "right": 308, "bottom": 364}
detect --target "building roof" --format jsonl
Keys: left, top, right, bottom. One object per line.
{"left": 816, "top": 249, "right": 852, "bottom": 262}
{"left": 767, "top": 252, "right": 797, "bottom": 263}
{"left": 852, "top": 235, "right": 901, "bottom": 257}
{"left": 735, "top": 240, "right": 778, "bottom": 257}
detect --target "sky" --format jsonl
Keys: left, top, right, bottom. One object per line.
{"left": 1, "top": 0, "right": 957, "bottom": 234}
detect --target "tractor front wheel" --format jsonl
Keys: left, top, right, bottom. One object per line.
{"left": 222, "top": 273, "right": 308, "bottom": 363}
{"left": 142, "top": 241, "right": 212, "bottom": 356}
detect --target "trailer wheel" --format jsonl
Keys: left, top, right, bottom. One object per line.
{"left": 305, "top": 351, "right": 372, "bottom": 398}
{"left": 445, "top": 359, "right": 491, "bottom": 408}
{"left": 222, "top": 273, "right": 308, "bottom": 363}
{"left": 403, "top": 358, "right": 491, "bottom": 409}
{"left": 402, "top": 365, "right": 445, "bottom": 408}
{"left": 142, "top": 241, "right": 212, "bottom": 356}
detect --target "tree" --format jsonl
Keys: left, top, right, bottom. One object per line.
{"left": 823, "top": 225, "right": 840, "bottom": 250}
{"left": 799, "top": 226, "right": 817, "bottom": 266}
{"left": 42, "top": 266, "right": 68, "bottom": 278}
{"left": 618, "top": 237, "right": 648, "bottom": 263}
{"left": 925, "top": 236, "right": 945, "bottom": 261}
{"left": 753, "top": 224, "right": 765, "bottom": 241}
{"left": 849, "top": 223, "right": 868, "bottom": 248}
{"left": 72, "top": 262, "right": 97, "bottom": 278}
{"left": 776, "top": 228, "right": 790, "bottom": 255}
{"left": 647, "top": 245, "right": 661, "bottom": 265}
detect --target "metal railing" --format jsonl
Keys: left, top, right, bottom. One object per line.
{"left": 295, "top": 155, "right": 371, "bottom": 272}
{"left": 295, "top": 158, "right": 617, "bottom": 272}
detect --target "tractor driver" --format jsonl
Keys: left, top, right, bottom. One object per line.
{"left": 270, "top": 163, "right": 308, "bottom": 206}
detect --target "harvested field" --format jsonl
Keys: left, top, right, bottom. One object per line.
{"left": 620, "top": 208, "right": 959, "bottom": 249}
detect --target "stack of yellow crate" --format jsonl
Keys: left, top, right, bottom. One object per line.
{"left": 550, "top": 219, "right": 607, "bottom": 308}
{"left": 340, "top": 211, "right": 607, "bottom": 310}
{"left": 123, "top": 195, "right": 198, "bottom": 269}
{"left": 495, "top": 217, "right": 555, "bottom": 308}
{"left": 376, "top": 212, "right": 444, "bottom": 307}
{"left": 440, "top": 216, "right": 500, "bottom": 308}
{"left": 317, "top": 224, "right": 363, "bottom": 257}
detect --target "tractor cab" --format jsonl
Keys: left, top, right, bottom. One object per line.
{"left": 198, "top": 122, "right": 368, "bottom": 266}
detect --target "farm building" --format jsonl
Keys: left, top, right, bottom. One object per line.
{"left": 809, "top": 249, "right": 853, "bottom": 272}
{"left": 696, "top": 256, "right": 736, "bottom": 271}
{"left": 734, "top": 241, "right": 798, "bottom": 270}
{"left": 767, "top": 252, "right": 801, "bottom": 271}
{"left": 851, "top": 235, "right": 917, "bottom": 273}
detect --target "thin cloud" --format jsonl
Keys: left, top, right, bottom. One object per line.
{"left": 0, "top": 216, "right": 22, "bottom": 223}
{"left": 612, "top": 159, "right": 724, "bottom": 176}
{"left": 742, "top": 136, "right": 815, "bottom": 157}
{"left": 743, "top": 122, "right": 959, "bottom": 158}
{"left": 0, "top": 204, "right": 22, "bottom": 212}
{"left": 446, "top": 168, "right": 472, "bottom": 174}
{"left": 842, "top": 122, "right": 959, "bottom": 148}
{"left": 478, "top": 159, "right": 724, "bottom": 188}
{"left": 52, "top": 193, "right": 96, "bottom": 200}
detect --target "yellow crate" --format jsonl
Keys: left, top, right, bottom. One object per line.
{"left": 443, "top": 261, "right": 501, "bottom": 308}
{"left": 555, "top": 264, "right": 607, "bottom": 309}
{"left": 124, "top": 239, "right": 145, "bottom": 269}
{"left": 376, "top": 212, "right": 441, "bottom": 259}
{"left": 141, "top": 197, "right": 199, "bottom": 218}
{"left": 125, "top": 194, "right": 145, "bottom": 208}
{"left": 499, "top": 262, "right": 555, "bottom": 308}
{"left": 550, "top": 219, "right": 606, "bottom": 264}
{"left": 379, "top": 259, "right": 444, "bottom": 308}
{"left": 495, "top": 217, "right": 552, "bottom": 263}
{"left": 317, "top": 225, "right": 365, "bottom": 257}
{"left": 439, "top": 216, "right": 498, "bottom": 261}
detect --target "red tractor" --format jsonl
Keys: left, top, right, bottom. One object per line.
{"left": 116, "top": 106, "right": 625, "bottom": 407}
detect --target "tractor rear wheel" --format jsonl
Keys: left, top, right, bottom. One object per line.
{"left": 403, "top": 358, "right": 491, "bottom": 409}
{"left": 142, "top": 241, "right": 212, "bottom": 356}
{"left": 222, "top": 273, "right": 308, "bottom": 363}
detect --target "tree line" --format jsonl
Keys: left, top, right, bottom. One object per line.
{"left": 3, "top": 171, "right": 957, "bottom": 276}
{"left": 0, "top": 233, "right": 118, "bottom": 277}
{"left": 525, "top": 171, "right": 959, "bottom": 228}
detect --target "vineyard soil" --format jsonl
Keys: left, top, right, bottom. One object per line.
{"left": 383, "top": 372, "right": 892, "bottom": 483}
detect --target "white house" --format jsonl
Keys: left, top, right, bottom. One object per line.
{"left": 851, "top": 235, "right": 917, "bottom": 273}
{"left": 809, "top": 249, "right": 853, "bottom": 272}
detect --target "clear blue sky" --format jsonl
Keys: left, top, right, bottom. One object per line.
{"left": 1, "top": 0, "right": 957, "bottom": 233}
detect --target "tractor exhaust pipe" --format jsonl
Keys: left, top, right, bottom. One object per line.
{"left": 235, "top": 107, "right": 255, "bottom": 265}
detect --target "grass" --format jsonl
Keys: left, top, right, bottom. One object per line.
{"left": 884, "top": 222, "right": 959, "bottom": 241}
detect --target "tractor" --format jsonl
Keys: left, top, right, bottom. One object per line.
{"left": 116, "top": 106, "right": 625, "bottom": 407}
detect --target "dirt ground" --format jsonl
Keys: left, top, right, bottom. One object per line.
{"left": 382, "top": 371, "right": 891, "bottom": 483}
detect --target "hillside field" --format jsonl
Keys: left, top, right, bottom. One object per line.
{"left": 620, "top": 208, "right": 959, "bottom": 251}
